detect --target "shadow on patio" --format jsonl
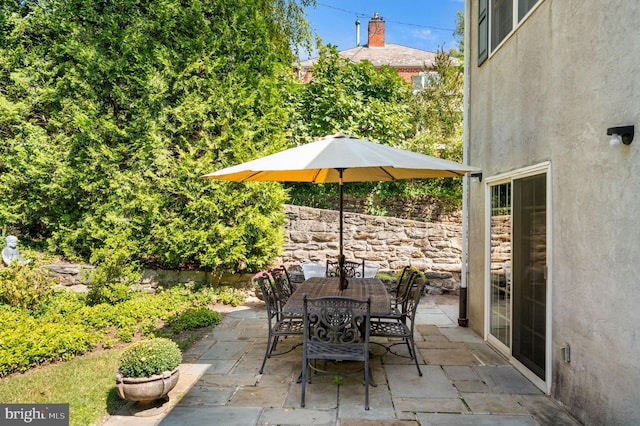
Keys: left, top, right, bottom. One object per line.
{"left": 103, "top": 293, "right": 580, "bottom": 426}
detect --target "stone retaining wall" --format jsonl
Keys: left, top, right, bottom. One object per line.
{"left": 43, "top": 204, "right": 464, "bottom": 292}
{"left": 279, "top": 204, "right": 463, "bottom": 291}
{"left": 44, "top": 264, "right": 256, "bottom": 293}
{"left": 328, "top": 194, "right": 462, "bottom": 224}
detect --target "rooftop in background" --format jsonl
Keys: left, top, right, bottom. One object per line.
{"left": 300, "top": 1, "right": 461, "bottom": 60}
{"left": 297, "top": 13, "right": 441, "bottom": 85}
{"left": 299, "top": 43, "right": 438, "bottom": 69}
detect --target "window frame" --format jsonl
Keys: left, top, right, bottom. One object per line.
{"left": 478, "top": 0, "right": 543, "bottom": 66}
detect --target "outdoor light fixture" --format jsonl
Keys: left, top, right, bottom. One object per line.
{"left": 470, "top": 172, "right": 483, "bottom": 182}
{"left": 607, "top": 125, "right": 634, "bottom": 146}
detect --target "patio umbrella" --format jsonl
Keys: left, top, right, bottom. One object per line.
{"left": 202, "top": 133, "right": 480, "bottom": 287}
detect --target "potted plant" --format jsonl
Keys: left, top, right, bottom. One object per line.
{"left": 115, "top": 338, "right": 182, "bottom": 405}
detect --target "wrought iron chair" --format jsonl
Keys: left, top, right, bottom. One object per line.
{"left": 269, "top": 264, "right": 296, "bottom": 299}
{"left": 326, "top": 259, "right": 365, "bottom": 278}
{"left": 370, "top": 280, "right": 427, "bottom": 376}
{"left": 383, "top": 269, "right": 420, "bottom": 322}
{"left": 385, "top": 265, "right": 412, "bottom": 295}
{"left": 301, "top": 295, "right": 373, "bottom": 410}
{"left": 269, "top": 265, "right": 303, "bottom": 322}
{"left": 254, "top": 273, "right": 304, "bottom": 375}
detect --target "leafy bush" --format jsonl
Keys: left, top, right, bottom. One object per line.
{"left": 398, "top": 266, "right": 425, "bottom": 282}
{"left": 167, "top": 308, "right": 220, "bottom": 333}
{"left": 1, "top": 283, "right": 244, "bottom": 376}
{"left": 86, "top": 282, "right": 136, "bottom": 306}
{"left": 213, "top": 287, "right": 246, "bottom": 307}
{"left": 86, "top": 241, "right": 142, "bottom": 305}
{"left": 0, "top": 263, "right": 56, "bottom": 309}
{"left": 0, "top": 0, "right": 305, "bottom": 271}
{"left": 0, "top": 306, "right": 97, "bottom": 377}
{"left": 118, "top": 338, "right": 182, "bottom": 378}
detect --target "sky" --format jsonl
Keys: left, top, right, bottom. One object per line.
{"left": 300, "top": 0, "right": 464, "bottom": 60}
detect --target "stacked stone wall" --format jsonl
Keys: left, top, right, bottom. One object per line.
{"left": 42, "top": 204, "right": 465, "bottom": 292}
{"left": 326, "top": 194, "right": 461, "bottom": 224}
{"left": 280, "top": 204, "right": 463, "bottom": 291}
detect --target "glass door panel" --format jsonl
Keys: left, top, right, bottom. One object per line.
{"left": 490, "top": 183, "right": 512, "bottom": 347}
{"left": 512, "top": 174, "right": 547, "bottom": 379}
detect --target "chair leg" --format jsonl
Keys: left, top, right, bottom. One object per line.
{"left": 368, "top": 365, "right": 378, "bottom": 387}
{"left": 259, "top": 333, "right": 274, "bottom": 374}
{"left": 409, "top": 337, "right": 422, "bottom": 376}
{"left": 300, "top": 357, "right": 307, "bottom": 407}
{"left": 271, "top": 335, "right": 280, "bottom": 353}
{"left": 364, "top": 358, "right": 370, "bottom": 410}
{"left": 405, "top": 338, "right": 414, "bottom": 359}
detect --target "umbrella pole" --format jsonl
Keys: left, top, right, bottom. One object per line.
{"left": 338, "top": 168, "right": 346, "bottom": 289}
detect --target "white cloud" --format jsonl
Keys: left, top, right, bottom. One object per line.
{"left": 411, "top": 28, "right": 436, "bottom": 41}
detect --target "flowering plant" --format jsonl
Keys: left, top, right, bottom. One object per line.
{"left": 118, "top": 338, "right": 182, "bottom": 378}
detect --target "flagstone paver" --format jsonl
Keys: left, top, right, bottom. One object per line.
{"left": 102, "top": 294, "right": 580, "bottom": 426}
{"left": 460, "top": 392, "right": 531, "bottom": 415}
{"left": 387, "top": 365, "right": 458, "bottom": 398}
{"left": 474, "top": 366, "right": 542, "bottom": 394}
{"left": 416, "top": 412, "right": 539, "bottom": 425}
{"left": 258, "top": 407, "right": 337, "bottom": 425}
{"left": 392, "top": 396, "right": 468, "bottom": 414}
{"left": 419, "top": 347, "right": 481, "bottom": 366}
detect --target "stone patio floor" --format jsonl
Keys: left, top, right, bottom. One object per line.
{"left": 102, "top": 294, "right": 581, "bottom": 426}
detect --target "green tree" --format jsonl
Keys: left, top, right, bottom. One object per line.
{"left": 286, "top": 45, "right": 416, "bottom": 210}
{"left": 455, "top": 10, "right": 465, "bottom": 59}
{"left": 288, "top": 44, "right": 414, "bottom": 143}
{"left": 0, "top": 0, "right": 313, "bottom": 272}
{"left": 402, "top": 49, "right": 465, "bottom": 206}
{"left": 286, "top": 43, "right": 465, "bottom": 211}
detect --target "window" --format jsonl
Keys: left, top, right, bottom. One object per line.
{"left": 411, "top": 71, "right": 439, "bottom": 92}
{"left": 491, "top": 0, "right": 513, "bottom": 51}
{"left": 518, "top": 0, "right": 539, "bottom": 19}
{"left": 478, "top": 0, "right": 541, "bottom": 66}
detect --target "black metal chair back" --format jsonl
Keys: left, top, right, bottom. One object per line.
{"left": 394, "top": 270, "right": 420, "bottom": 318}
{"left": 370, "top": 279, "right": 427, "bottom": 376}
{"left": 404, "top": 280, "right": 426, "bottom": 333}
{"left": 254, "top": 272, "right": 303, "bottom": 374}
{"left": 270, "top": 265, "right": 295, "bottom": 301}
{"left": 326, "top": 259, "right": 364, "bottom": 278}
{"left": 301, "top": 295, "right": 372, "bottom": 410}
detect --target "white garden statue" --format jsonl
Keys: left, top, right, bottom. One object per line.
{"left": 2, "top": 235, "right": 30, "bottom": 266}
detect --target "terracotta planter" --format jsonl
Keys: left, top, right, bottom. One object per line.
{"left": 115, "top": 367, "right": 180, "bottom": 404}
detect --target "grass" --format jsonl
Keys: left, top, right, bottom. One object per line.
{"left": 0, "top": 324, "right": 215, "bottom": 426}
{"left": 0, "top": 350, "right": 125, "bottom": 426}
{"left": 0, "top": 256, "right": 248, "bottom": 424}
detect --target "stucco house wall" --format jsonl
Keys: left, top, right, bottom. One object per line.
{"left": 465, "top": 0, "right": 640, "bottom": 424}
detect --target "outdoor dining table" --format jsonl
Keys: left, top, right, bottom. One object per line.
{"left": 283, "top": 277, "right": 391, "bottom": 317}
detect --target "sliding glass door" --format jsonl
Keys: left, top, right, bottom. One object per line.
{"left": 490, "top": 183, "right": 512, "bottom": 347}
{"left": 488, "top": 172, "right": 547, "bottom": 381}
{"left": 512, "top": 174, "right": 547, "bottom": 379}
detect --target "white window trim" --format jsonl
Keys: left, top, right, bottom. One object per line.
{"left": 483, "top": 161, "right": 553, "bottom": 395}
{"left": 488, "top": 0, "right": 545, "bottom": 59}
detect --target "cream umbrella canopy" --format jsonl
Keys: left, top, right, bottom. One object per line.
{"left": 202, "top": 133, "right": 480, "bottom": 287}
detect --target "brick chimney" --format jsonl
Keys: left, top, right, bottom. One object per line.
{"left": 368, "top": 12, "right": 385, "bottom": 47}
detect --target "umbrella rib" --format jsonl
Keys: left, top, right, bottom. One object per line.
{"left": 241, "top": 171, "right": 262, "bottom": 182}
{"left": 311, "top": 169, "right": 323, "bottom": 183}
{"left": 380, "top": 167, "right": 397, "bottom": 181}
